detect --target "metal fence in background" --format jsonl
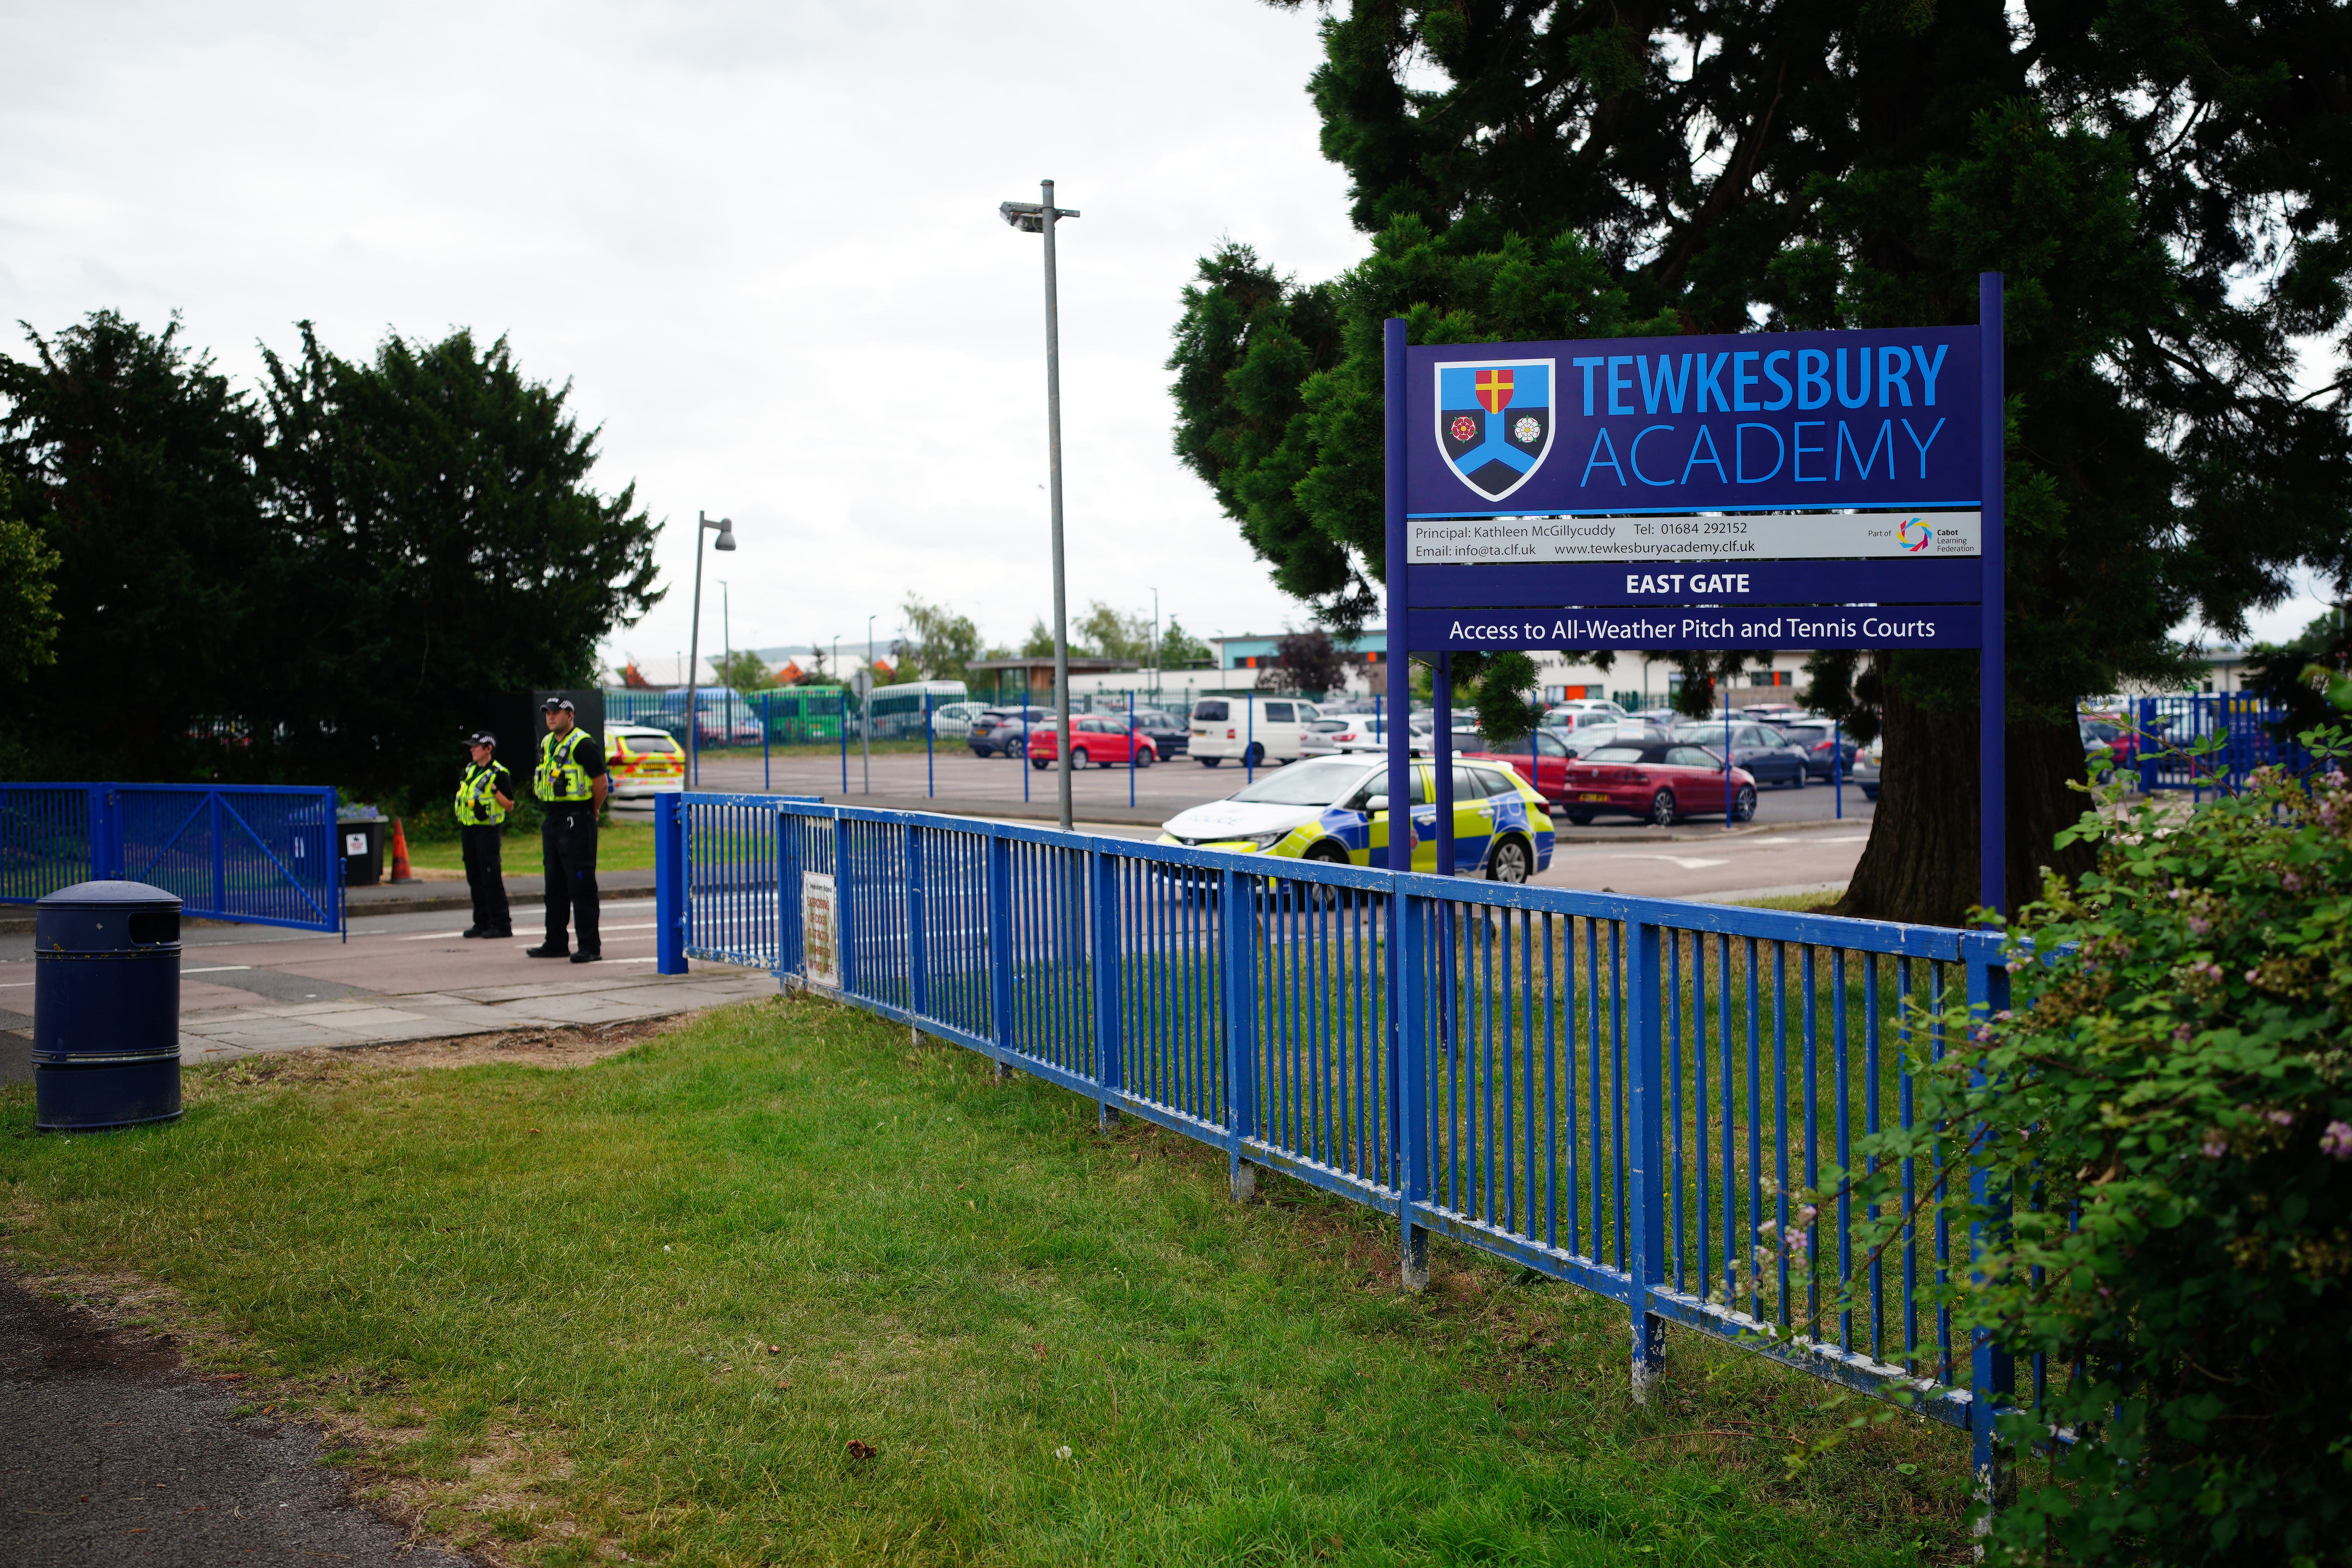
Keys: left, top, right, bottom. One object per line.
{"left": 655, "top": 791, "right": 2017, "bottom": 1491}
{"left": 2120, "top": 694, "right": 2302, "bottom": 795}
{"left": 0, "top": 783, "right": 343, "bottom": 934}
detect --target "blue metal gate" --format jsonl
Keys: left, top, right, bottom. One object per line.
{"left": 0, "top": 783, "right": 344, "bottom": 934}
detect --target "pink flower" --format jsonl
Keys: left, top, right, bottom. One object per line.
{"left": 2321, "top": 1121, "right": 2352, "bottom": 1161}
{"left": 1798, "top": 1204, "right": 1819, "bottom": 1225}
{"left": 2187, "top": 917, "right": 2210, "bottom": 936}
{"left": 2202, "top": 1137, "right": 2229, "bottom": 1159}
{"left": 2172, "top": 1025, "right": 2193, "bottom": 1044}
{"left": 2266, "top": 1108, "right": 2295, "bottom": 1128}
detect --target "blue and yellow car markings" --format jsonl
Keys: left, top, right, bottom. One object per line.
{"left": 1158, "top": 762, "right": 1554, "bottom": 876}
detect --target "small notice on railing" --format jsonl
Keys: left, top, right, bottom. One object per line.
{"left": 802, "top": 871, "right": 839, "bottom": 990}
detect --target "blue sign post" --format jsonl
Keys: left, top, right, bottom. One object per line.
{"left": 1382, "top": 276, "right": 2005, "bottom": 913}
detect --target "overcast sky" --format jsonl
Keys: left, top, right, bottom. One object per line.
{"left": 4, "top": 0, "right": 2331, "bottom": 674}
{"left": 2, "top": 0, "right": 1369, "bottom": 670}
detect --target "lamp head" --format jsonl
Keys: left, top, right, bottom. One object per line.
{"left": 715, "top": 525, "right": 736, "bottom": 551}
{"left": 999, "top": 200, "right": 1043, "bottom": 233}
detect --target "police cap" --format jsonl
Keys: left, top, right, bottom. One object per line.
{"left": 468, "top": 732, "right": 496, "bottom": 749}
{"left": 540, "top": 697, "right": 575, "bottom": 714}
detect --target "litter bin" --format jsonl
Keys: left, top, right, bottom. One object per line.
{"left": 32, "top": 880, "right": 184, "bottom": 1132}
{"left": 337, "top": 814, "right": 385, "bottom": 886}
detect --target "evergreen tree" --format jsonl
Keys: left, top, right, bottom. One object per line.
{"left": 1173, "top": 0, "right": 2352, "bottom": 922}
{"left": 0, "top": 311, "right": 276, "bottom": 780}
{"left": 259, "top": 323, "right": 661, "bottom": 798}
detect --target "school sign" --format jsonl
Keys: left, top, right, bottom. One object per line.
{"left": 1381, "top": 276, "right": 2008, "bottom": 913}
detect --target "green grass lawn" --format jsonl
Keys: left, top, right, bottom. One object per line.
{"left": 404, "top": 821, "right": 655, "bottom": 873}
{"left": 0, "top": 1000, "right": 1971, "bottom": 1566}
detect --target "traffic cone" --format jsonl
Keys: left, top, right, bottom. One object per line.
{"left": 389, "top": 818, "right": 416, "bottom": 884}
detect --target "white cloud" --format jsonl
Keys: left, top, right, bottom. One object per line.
{"left": 0, "top": 0, "right": 1369, "bottom": 666}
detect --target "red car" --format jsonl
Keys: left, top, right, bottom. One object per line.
{"left": 1558, "top": 741, "right": 1757, "bottom": 826}
{"left": 1027, "top": 715, "right": 1159, "bottom": 770}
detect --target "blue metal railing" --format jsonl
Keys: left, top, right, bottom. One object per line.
{"left": 0, "top": 783, "right": 343, "bottom": 934}
{"left": 2111, "top": 694, "right": 2301, "bottom": 795}
{"left": 656, "top": 791, "right": 2012, "bottom": 1474}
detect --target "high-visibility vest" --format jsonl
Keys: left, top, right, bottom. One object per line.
{"left": 536, "top": 729, "right": 595, "bottom": 803}
{"left": 455, "top": 761, "right": 510, "bottom": 826}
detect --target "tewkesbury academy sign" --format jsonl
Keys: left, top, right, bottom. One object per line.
{"left": 1380, "top": 276, "right": 2009, "bottom": 912}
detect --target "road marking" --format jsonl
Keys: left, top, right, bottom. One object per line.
{"left": 182, "top": 965, "right": 254, "bottom": 974}
{"left": 0, "top": 981, "right": 29, "bottom": 988}
{"left": 396, "top": 932, "right": 470, "bottom": 941}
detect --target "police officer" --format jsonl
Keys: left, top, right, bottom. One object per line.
{"left": 528, "top": 697, "right": 608, "bottom": 963}
{"left": 455, "top": 732, "right": 515, "bottom": 939}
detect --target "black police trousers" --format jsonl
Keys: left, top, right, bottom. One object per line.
{"left": 460, "top": 824, "right": 511, "bottom": 933}
{"left": 542, "top": 807, "right": 600, "bottom": 953}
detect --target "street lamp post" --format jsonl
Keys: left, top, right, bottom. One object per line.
{"left": 1000, "top": 178, "right": 1080, "bottom": 832}
{"left": 684, "top": 511, "right": 736, "bottom": 787}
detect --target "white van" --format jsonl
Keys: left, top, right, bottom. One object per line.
{"left": 1189, "top": 695, "right": 1325, "bottom": 768}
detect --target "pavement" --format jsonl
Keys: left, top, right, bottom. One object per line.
{"left": 0, "top": 903, "right": 775, "bottom": 1083}
{"left": 0, "top": 1270, "right": 474, "bottom": 1566}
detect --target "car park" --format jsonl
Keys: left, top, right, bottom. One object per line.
{"left": 966, "top": 707, "right": 1054, "bottom": 759}
{"left": 1157, "top": 754, "right": 1554, "bottom": 882}
{"left": 1671, "top": 721, "right": 1810, "bottom": 788}
{"left": 1559, "top": 742, "right": 1758, "bottom": 825}
{"left": 605, "top": 723, "right": 686, "bottom": 799}
{"left": 1026, "top": 714, "right": 1157, "bottom": 769}
{"left": 1189, "top": 696, "right": 1326, "bottom": 768}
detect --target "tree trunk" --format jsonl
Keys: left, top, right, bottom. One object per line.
{"left": 1836, "top": 681, "right": 2095, "bottom": 927}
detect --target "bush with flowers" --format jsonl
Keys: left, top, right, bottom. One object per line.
{"left": 1835, "top": 738, "right": 2352, "bottom": 1564}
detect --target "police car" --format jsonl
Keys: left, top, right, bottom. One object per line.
{"left": 1157, "top": 754, "right": 1554, "bottom": 882}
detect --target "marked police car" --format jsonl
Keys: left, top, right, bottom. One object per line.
{"left": 1157, "top": 754, "right": 1554, "bottom": 882}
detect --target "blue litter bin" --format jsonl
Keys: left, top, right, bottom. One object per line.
{"left": 33, "top": 880, "right": 184, "bottom": 1132}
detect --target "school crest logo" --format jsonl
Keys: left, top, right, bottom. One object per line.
{"left": 1436, "top": 359, "right": 1555, "bottom": 501}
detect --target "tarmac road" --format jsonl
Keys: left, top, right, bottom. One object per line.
{"left": 0, "top": 1272, "right": 471, "bottom": 1567}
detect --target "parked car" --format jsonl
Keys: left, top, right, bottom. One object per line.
{"left": 1298, "top": 716, "right": 1356, "bottom": 756}
{"left": 1771, "top": 719, "right": 1861, "bottom": 781}
{"left": 929, "top": 700, "right": 988, "bottom": 739}
{"left": 1026, "top": 714, "right": 1158, "bottom": 769}
{"left": 1156, "top": 754, "right": 1553, "bottom": 882}
{"left": 1540, "top": 699, "right": 1631, "bottom": 731}
{"left": 1559, "top": 742, "right": 1758, "bottom": 826}
{"left": 605, "top": 724, "right": 685, "bottom": 799}
{"left": 1126, "top": 707, "right": 1188, "bottom": 757}
{"left": 1463, "top": 728, "right": 1578, "bottom": 803}
{"left": 1189, "top": 696, "right": 1327, "bottom": 768}
{"left": 966, "top": 707, "right": 1055, "bottom": 759}
{"left": 2079, "top": 713, "right": 2141, "bottom": 767}
{"left": 1852, "top": 736, "right": 1882, "bottom": 800}
{"left": 1671, "top": 721, "right": 1811, "bottom": 788}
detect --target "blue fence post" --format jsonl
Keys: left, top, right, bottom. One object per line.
{"left": 1625, "top": 915, "right": 1667, "bottom": 1401}
{"left": 655, "top": 793, "right": 687, "bottom": 974}
{"left": 1397, "top": 886, "right": 1431, "bottom": 1290}
{"left": 208, "top": 791, "right": 227, "bottom": 918}
{"left": 1090, "top": 847, "right": 1122, "bottom": 1129}
{"left": 1966, "top": 935, "right": 2017, "bottom": 1529}
{"left": 925, "top": 692, "right": 934, "bottom": 800}
{"left": 763, "top": 692, "right": 771, "bottom": 793}
{"left": 834, "top": 816, "right": 856, "bottom": 997}
{"left": 904, "top": 821, "right": 926, "bottom": 1029}
{"left": 988, "top": 827, "right": 1015, "bottom": 1078}
{"left": 775, "top": 802, "right": 799, "bottom": 983}
{"left": 838, "top": 691, "right": 849, "bottom": 795}
{"left": 1220, "top": 866, "right": 1258, "bottom": 1202}
{"left": 1834, "top": 721, "right": 1844, "bottom": 819}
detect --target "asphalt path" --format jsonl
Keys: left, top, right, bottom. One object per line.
{"left": 680, "top": 746, "right": 1877, "bottom": 830}
{"left": 0, "top": 1272, "right": 470, "bottom": 1567}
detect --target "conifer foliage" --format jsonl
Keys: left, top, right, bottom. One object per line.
{"left": 1171, "top": 0, "right": 2352, "bottom": 922}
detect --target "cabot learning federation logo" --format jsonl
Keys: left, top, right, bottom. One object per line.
{"left": 1897, "top": 516, "right": 1934, "bottom": 552}
{"left": 1436, "top": 359, "right": 1555, "bottom": 501}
